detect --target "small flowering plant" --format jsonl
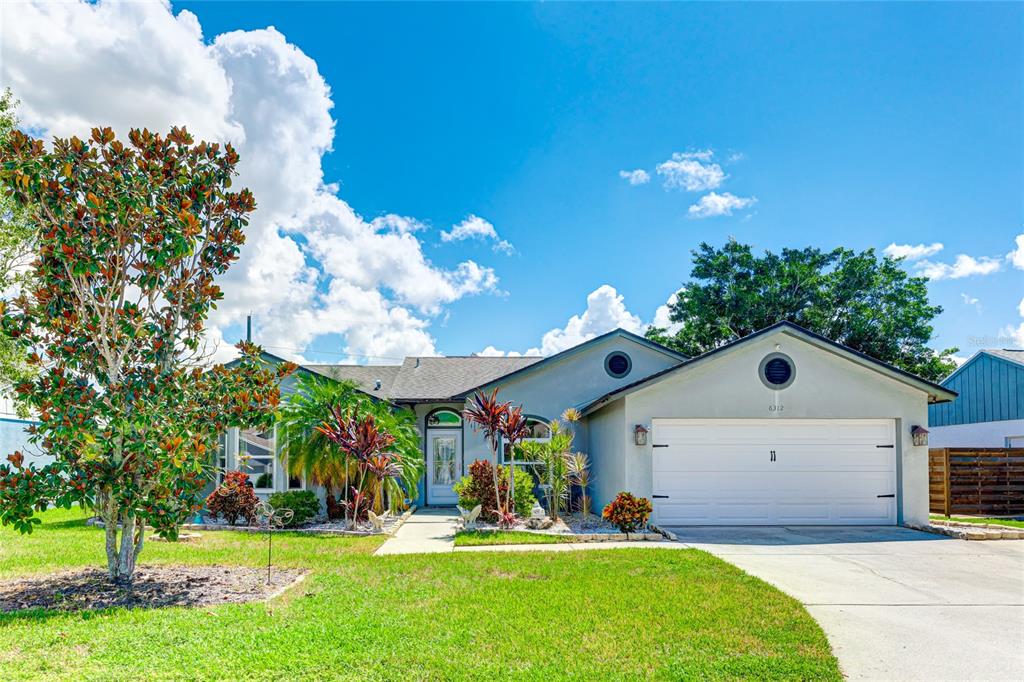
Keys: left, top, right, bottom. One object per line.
{"left": 602, "top": 491, "right": 653, "bottom": 532}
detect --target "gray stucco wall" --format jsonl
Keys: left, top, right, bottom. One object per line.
{"left": 461, "top": 335, "right": 681, "bottom": 467}
{"left": 585, "top": 399, "right": 626, "bottom": 509}
{"left": 590, "top": 329, "right": 932, "bottom": 526}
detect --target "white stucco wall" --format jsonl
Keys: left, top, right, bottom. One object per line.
{"left": 929, "top": 420, "right": 1024, "bottom": 448}
{"left": 589, "top": 329, "right": 934, "bottom": 526}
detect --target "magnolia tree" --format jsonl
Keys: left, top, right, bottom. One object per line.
{"left": 0, "top": 126, "right": 295, "bottom": 583}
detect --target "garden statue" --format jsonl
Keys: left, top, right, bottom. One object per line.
{"left": 457, "top": 504, "right": 482, "bottom": 527}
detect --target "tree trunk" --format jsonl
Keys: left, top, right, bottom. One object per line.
{"left": 101, "top": 503, "right": 143, "bottom": 584}
{"left": 325, "top": 488, "right": 341, "bottom": 519}
{"left": 114, "top": 512, "right": 142, "bottom": 583}
{"left": 507, "top": 448, "right": 516, "bottom": 512}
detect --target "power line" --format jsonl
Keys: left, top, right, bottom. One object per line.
{"left": 261, "top": 344, "right": 406, "bottom": 363}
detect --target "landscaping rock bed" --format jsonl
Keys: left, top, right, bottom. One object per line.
{"left": 915, "top": 520, "right": 1024, "bottom": 541}
{"left": 462, "top": 512, "right": 664, "bottom": 542}
{"left": 181, "top": 505, "right": 415, "bottom": 537}
{"left": 0, "top": 565, "right": 305, "bottom": 613}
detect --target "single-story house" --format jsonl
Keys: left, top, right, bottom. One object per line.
{"left": 928, "top": 349, "right": 1024, "bottom": 448}
{"left": 217, "top": 321, "right": 956, "bottom": 528}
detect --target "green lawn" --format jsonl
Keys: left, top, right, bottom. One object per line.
{"left": 0, "top": 507, "right": 841, "bottom": 681}
{"left": 931, "top": 514, "right": 1024, "bottom": 529}
{"left": 454, "top": 529, "right": 575, "bottom": 546}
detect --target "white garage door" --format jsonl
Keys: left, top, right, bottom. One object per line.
{"left": 651, "top": 419, "right": 897, "bottom": 525}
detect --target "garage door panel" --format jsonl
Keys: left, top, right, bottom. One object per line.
{"left": 651, "top": 419, "right": 897, "bottom": 526}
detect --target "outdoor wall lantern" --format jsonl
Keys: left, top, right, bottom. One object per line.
{"left": 911, "top": 425, "right": 929, "bottom": 447}
{"left": 633, "top": 424, "right": 648, "bottom": 446}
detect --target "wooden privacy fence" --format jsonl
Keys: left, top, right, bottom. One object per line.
{"left": 929, "top": 448, "right": 1024, "bottom": 516}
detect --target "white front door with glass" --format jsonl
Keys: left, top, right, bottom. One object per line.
{"left": 426, "top": 430, "right": 461, "bottom": 505}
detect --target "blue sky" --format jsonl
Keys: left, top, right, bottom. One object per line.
{"left": 4, "top": 1, "right": 1022, "bottom": 364}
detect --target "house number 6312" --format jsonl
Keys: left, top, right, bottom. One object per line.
{"left": 768, "top": 404, "right": 784, "bottom": 412}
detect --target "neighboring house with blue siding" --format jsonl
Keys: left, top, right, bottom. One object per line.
{"left": 0, "top": 392, "right": 48, "bottom": 468}
{"left": 928, "top": 349, "right": 1024, "bottom": 448}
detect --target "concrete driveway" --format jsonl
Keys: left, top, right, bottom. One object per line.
{"left": 666, "top": 526, "right": 1024, "bottom": 681}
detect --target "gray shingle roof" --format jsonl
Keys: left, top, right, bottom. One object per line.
{"left": 304, "top": 356, "right": 542, "bottom": 401}
{"left": 387, "top": 356, "right": 542, "bottom": 401}
{"left": 305, "top": 364, "right": 402, "bottom": 398}
{"left": 985, "top": 349, "right": 1024, "bottom": 366}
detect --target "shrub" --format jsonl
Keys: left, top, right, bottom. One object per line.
{"left": 602, "top": 491, "right": 652, "bottom": 532}
{"left": 255, "top": 472, "right": 273, "bottom": 489}
{"left": 268, "top": 490, "right": 321, "bottom": 527}
{"left": 205, "top": 471, "right": 260, "bottom": 526}
{"left": 454, "top": 459, "right": 536, "bottom": 523}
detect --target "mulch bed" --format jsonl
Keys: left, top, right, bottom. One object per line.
{"left": 0, "top": 565, "right": 305, "bottom": 613}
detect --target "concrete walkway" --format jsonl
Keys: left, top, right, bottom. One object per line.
{"left": 374, "top": 508, "right": 458, "bottom": 555}
{"left": 665, "top": 526, "right": 1024, "bottom": 682}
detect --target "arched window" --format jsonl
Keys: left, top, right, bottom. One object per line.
{"left": 502, "top": 415, "right": 552, "bottom": 463}
{"left": 426, "top": 408, "right": 463, "bottom": 428}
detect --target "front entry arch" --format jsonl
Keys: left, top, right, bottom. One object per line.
{"left": 424, "top": 408, "right": 463, "bottom": 506}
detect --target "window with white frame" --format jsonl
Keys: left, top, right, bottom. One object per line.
{"left": 502, "top": 416, "right": 551, "bottom": 463}
{"left": 238, "top": 427, "right": 275, "bottom": 491}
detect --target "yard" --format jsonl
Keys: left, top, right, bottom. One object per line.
{"left": 454, "top": 529, "right": 575, "bottom": 546}
{"left": 0, "top": 508, "right": 841, "bottom": 680}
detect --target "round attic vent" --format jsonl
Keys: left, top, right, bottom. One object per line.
{"left": 759, "top": 353, "right": 795, "bottom": 390}
{"left": 605, "top": 351, "right": 632, "bottom": 379}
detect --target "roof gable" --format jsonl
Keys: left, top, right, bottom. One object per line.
{"left": 453, "top": 328, "right": 686, "bottom": 398}
{"left": 939, "top": 349, "right": 1024, "bottom": 387}
{"left": 261, "top": 329, "right": 682, "bottom": 403}
{"left": 929, "top": 349, "right": 1024, "bottom": 426}
{"left": 583, "top": 321, "right": 957, "bottom": 414}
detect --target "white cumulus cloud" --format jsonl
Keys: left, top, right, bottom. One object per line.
{"left": 656, "top": 151, "right": 725, "bottom": 191}
{"left": 1008, "top": 233, "right": 1024, "bottom": 270}
{"left": 652, "top": 288, "right": 685, "bottom": 335}
{"left": 618, "top": 169, "right": 651, "bottom": 185}
{"left": 2, "top": 0, "right": 503, "bottom": 364}
{"left": 883, "top": 242, "right": 944, "bottom": 260}
{"left": 914, "top": 255, "right": 1003, "bottom": 281}
{"left": 440, "top": 215, "right": 514, "bottom": 255}
{"left": 478, "top": 284, "right": 647, "bottom": 357}
{"left": 687, "top": 192, "right": 757, "bottom": 219}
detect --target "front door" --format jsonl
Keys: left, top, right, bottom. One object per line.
{"left": 426, "top": 430, "right": 461, "bottom": 505}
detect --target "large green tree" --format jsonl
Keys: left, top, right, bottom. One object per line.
{"left": 646, "top": 240, "right": 957, "bottom": 381}
{"left": 0, "top": 125, "right": 295, "bottom": 583}
{"left": 0, "top": 90, "right": 35, "bottom": 394}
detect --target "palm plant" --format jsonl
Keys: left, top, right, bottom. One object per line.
{"left": 277, "top": 376, "right": 360, "bottom": 518}
{"left": 545, "top": 423, "right": 574, "bottom": 520}
{"left": 278, "top": 373, "right": 423, "bottom": 523}
{"left": 566, "top": 451, "right": 592, "bottom": 516}
{"left": 317, "top": 410, "right": 399, "bottom": 528}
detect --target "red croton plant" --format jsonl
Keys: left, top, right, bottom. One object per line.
{"left": 0, "top": 126, "right": 295, "bottom": 583}
{"left": 463, "top": 389, "right": 534, "bottom": 528}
